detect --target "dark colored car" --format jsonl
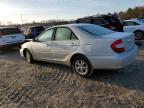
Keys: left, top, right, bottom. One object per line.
{"left": 74, "top": 14, "right": 124, "bottom": 32}
{"left": 23, "top": 26, "right": 45, "bottom": 39}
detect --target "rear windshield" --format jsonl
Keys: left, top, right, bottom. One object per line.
{"left": 78, "top": 24, "right": 114, "bottom": 36}
{"left": 0, "top": 28, "right": 21, "bottom": 35}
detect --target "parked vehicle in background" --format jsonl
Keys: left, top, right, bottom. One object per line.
{"left": 20, "top": 24, "right": 137, "bottom": 78}
{"left": 123, "top": 19, "right": 144, "bottom": 40}
{"left": 0, "top": 27, "right": 25, "bottom": 51}
{"left": 23, "top": 26, "right": 45, "bottom": 39}
{"left": 74, "top": 14, "right": 123, "bottom": 32}
{"left": 141, "top": 18, "right": 144, "bottom": 23}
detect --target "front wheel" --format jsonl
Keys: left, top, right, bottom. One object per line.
{"left": 25, "top": 50, "right": 33, "bottom": 63}
{"left": 72, "top": 56, "right": 94, "bottom": 78}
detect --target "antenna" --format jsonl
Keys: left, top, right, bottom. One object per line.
{"left": 21, "top": 14, "right": 24, "bottom": 24}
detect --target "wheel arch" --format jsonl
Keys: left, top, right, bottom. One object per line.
{"left": 23, "top": 48, "right": 32, "bottom": 58}
{"left": 70, "top": 53, "right": 90, "bottom": 65}
{"left": 134, "top": 29, "right": 144, "bottom": 33}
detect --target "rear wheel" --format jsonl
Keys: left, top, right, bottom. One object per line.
{"left": 25, "top": 50, "right": 33, "bottom": 63}
{"left": 72, "top": 55, "right": 94, "bottom": 78}
{"left": 134, "top": 31, "right": 144, "bottom": 40}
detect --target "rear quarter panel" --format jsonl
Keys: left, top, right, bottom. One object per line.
{"left": 90, "top": 38, "right": 115, "bottom": 56}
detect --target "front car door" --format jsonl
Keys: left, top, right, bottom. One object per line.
{"left": 50, "top": 27, "right": 80, "bottom": 62}
{"left": 31, "top": 28, "right": 54, "bottom": 60}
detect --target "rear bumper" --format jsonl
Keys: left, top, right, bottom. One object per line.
{"left": 0, "top": 41, "right": 24, "bottom": 49}
{"left": 87, "top": 46, "right": 138, "bottom": 70}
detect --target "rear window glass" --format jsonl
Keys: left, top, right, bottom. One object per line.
{"left": 32, "top": 26, "right": 44, "bottom": 32}
{"left": 92, "top": 19, "right": 106, "bottom": 25}
{"left": 78, "top": 24, "right": 114, "bottom": 36}
{"left": 77, "top": 18, "right": 91, "bottom": 23}
{"left": 0, "top": 28, "right": 21, "bottom": 35}
{"left": 104, "top": 16, "right": 122, "bottom": 25}
{"left": 104, "top": 17, "right": 115, "bottom": 24}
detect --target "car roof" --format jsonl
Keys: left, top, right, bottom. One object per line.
{"left": 76, "top": 14, "right": 116, "bottom": 20}
{"left": 46, "top": 23, "right": 94, "bottom": 30}
{"left": 0, "top": 26, "right": 18, "bottom": 30}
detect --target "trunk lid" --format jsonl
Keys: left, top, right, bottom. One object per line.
{"left": 101, "top": 32, "right": 135, "bottom": 52}
{"left": 1, "top": 34, "right": 25, "bottom": 44}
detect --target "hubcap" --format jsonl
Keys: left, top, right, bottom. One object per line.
{"left": 26, "top": 51, "right": 31, "bottom": 62}
{"left": 135, "top": 32, "right": 143, "bottom": 39}
{"left": 74, "top": 59, "right": 89, "bottom": 75}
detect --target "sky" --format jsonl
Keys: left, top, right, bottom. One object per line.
{"left": 0, "top": 0, "right": 144, "bottom": 24}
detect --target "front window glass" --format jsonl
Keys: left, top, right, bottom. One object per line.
{"left": 37, "top": 29, "right": 54, "bottom": 42}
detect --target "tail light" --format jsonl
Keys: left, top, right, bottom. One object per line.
{"left": 106, "top": 24, "right": 116, "bottom": 30}
{"left": 111, "top": 39, "right": 125, "bottom": 53}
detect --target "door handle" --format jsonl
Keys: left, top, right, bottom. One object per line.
{"left": 69, "top": 43, "right": 77, "bottom": 46}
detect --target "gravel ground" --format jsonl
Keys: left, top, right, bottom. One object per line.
{"left": 0, "top": 46, "right": 144, "bottom": 108}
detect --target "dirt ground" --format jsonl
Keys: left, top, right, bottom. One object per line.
{"left": 0, "top": 45, "right": 144, "bottom": 108}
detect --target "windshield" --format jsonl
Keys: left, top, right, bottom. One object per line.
{"left": 78, "top": 24, "right": 114, "bottom": 36}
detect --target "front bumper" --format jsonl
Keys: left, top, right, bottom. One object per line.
{"left": 87, "top": 46, "right": 138, "bottom": 70}
{"left": 20, "top": 48, "right": 24, "bottom": 57}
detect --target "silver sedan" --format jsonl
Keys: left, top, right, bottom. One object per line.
{"left": 20, "top": 24, "right": 137, "bottom": 77}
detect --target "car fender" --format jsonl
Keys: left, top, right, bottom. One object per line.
{"left": 134, "top": 29, "right": 144, "bottom": 33}
{"left": 21, "top": 42, "right": 33, "bottom": 56}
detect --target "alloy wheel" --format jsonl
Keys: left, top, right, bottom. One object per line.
{"left": 74, "top": 59, "right": 89, "bottom": 75}
{"left": 135, "top": 31, "right": 143, "bottom": 40}
{"left": 26, "top": 51, "right": 31, "bottom": 63}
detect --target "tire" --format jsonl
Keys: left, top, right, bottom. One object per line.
{"left": 72, "top": 55, "right": 94, "bottom": 78}
{"left": 25, "top": 50, "right": 33, "bottom": 63}
{"left": 134, "top": 31, "right": 144, "bottom": 40}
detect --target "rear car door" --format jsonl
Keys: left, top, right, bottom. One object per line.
{"left": 31, "top": 28, "right": 54, "bottom": 60}
{"left": 51, "top": 27, "right": 80, "bottom": 61}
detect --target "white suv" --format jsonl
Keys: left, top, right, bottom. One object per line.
{"left": 123, "top": 19, "right": 144, "bottom": 40}
{"left": 0, "top": 27, "right": 25, "bottom": 51}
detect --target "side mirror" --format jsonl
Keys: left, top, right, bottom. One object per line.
{"left": 33, "top": 38, "right": 38, "bottom": 42}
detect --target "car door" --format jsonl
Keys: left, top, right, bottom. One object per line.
{"left": 123, "top": 21, "right": 140, "bottom": 32}
{"left": 31, "top": 28, "right": 54, "bottom": 60}
{"left": 50, "top": 27, "right": 80, "bottom": 62}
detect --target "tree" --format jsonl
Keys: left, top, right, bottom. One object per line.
{"left": 119, "top": 6, "right": 144, "bottom": 20}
